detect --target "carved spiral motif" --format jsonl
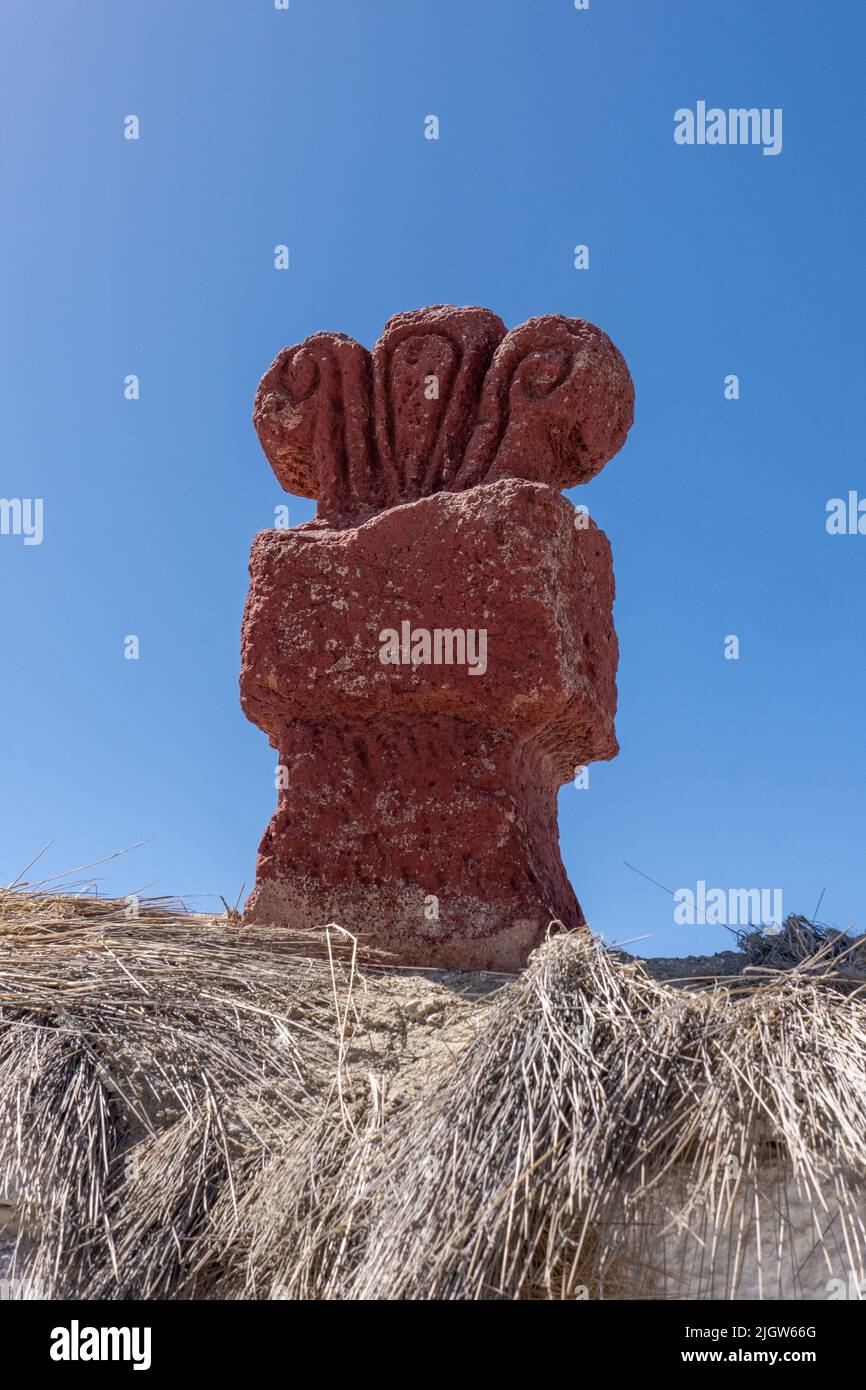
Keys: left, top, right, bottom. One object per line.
{"left": 253, "top": 306, "right": 634, "bottom": 519}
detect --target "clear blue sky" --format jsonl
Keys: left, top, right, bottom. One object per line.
{"left": 1, "top": 1, "right": 863, "bottom": 956}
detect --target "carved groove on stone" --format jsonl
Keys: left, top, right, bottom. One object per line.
{"left": 253, "top": 306, "right": 633, "bottom": 521}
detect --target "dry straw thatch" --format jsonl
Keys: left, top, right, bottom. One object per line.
{"left": 1, "top": 888, "right": 865, "bottom": 1300}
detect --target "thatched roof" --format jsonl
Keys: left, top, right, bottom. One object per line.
{"left": 1, "top": 891, "right": 864, "bottom": 1300}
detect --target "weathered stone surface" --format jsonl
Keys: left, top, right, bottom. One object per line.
{"left": 241, "top": 305, "right": 633, "bottom": 970}
{"left": 462, "top": 314, "right": 634, "bottom": 491}
{"left": 252, "top": 304, "right": 633, "bottom": 519}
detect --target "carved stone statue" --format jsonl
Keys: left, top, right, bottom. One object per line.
{"left": 240, "top": 305, "right": 634, "bottom": 970}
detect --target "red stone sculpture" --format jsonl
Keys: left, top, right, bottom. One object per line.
{"left": 240, "top": 306, "right": 634, "bottom": 970}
